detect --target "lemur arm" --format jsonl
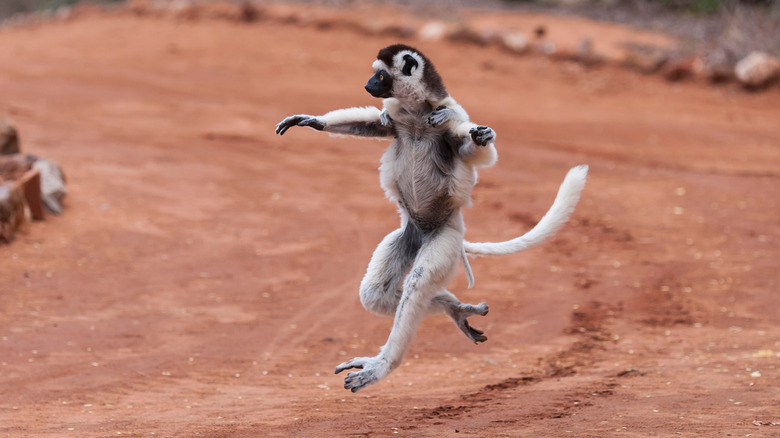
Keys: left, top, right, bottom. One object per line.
{"left": 275, "top": 106, "right": 396, "bottom": 138}
{"left": 428, "top": 97, "right": 498, "bottom": 168}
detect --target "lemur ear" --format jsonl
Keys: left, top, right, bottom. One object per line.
{"left": 401, "top": 54, "right": 418, "bottom": 76}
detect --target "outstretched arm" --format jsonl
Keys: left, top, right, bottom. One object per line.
{"left": 276, "top": 106, "right": 395, "bottom": 138}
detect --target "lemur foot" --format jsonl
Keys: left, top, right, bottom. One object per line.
{"left": 449, "top": 302, "right": 489, "bottom": 344}
{"left": 335, "top": 355, "right": 390, "bottom": 393}
{"left": 469, "top": 126, "right": 495, "bottom": 146}
{"left": 427, "top": 105, "right": 452, "bottom": 127}
{"left": 275, "top": 114, "right": 326, "bottom": 135}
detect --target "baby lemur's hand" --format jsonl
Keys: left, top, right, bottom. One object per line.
{"left": 469, "top": 126, "right": 495, "bottom": 146}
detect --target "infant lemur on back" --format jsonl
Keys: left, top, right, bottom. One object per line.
{"left": 276, "top": 44, "right": 588, "bottom": 393}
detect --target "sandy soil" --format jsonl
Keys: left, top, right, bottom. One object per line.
{"left": 0, "top": 6, "right": 779, "bottom": 437}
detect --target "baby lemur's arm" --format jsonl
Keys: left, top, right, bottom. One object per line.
{"left": 276, "top": 106, "right": 395, "bottom": 138}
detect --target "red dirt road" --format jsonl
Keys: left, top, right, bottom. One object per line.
{"left": 1, "top": 7, "right": 779, "bottom": 437}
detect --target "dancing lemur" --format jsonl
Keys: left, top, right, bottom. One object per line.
{"left": 276, "top": 44, "right": 588, "bottom": 393}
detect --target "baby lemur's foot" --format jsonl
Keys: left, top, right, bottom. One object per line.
{"left": 448, "top": 302, "right": 489, "bottom": 344}
{"left": 427, "top": 105, "right": 452, "bottom": 127}
{"left": 469, "top": 126, "right": 495, "bottom": 146}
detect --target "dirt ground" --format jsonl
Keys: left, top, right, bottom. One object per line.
{"left": 1, "top": 5, "right": 779, "bottom": 437}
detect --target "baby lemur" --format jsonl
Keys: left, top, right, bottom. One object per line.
{"left": 276, "top": 44, "right": 588, "bottom": 393}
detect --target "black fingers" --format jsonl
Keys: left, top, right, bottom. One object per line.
{"left": 300, "top": 117, "right": 325, "bottom": 131}
{"left": 275, "top": 115, "right": 325, "bottom": 136}
{"left": 428, "top": 106, "right": 450, "bottom": 127}
{"left": 469, "top": 126, "right": 495, "bottom": 146}
{"left": 275, "top": 115, "right": 305, "bottom": 135}
{"left": 334, "top": 361, "right": 363, "bottom": 375}
{"left": 343, "top": 370, "right": 377, "bottom": 392}
{"left": 463, "top": 320, "right": 488, "bottom": 343}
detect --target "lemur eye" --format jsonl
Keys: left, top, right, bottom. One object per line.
{"left": 379, "top": 74, "right": 384, "bottom": 81}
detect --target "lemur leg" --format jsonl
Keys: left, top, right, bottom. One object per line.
{"left": 359, "top": 225, "right": 485, "bottom": 343}
{"left": 359, "top": 225, "right": 422, "bottom": 317}
{"left": 430, "top": 290, "right": 489, "bottom": 344}
{"left": 337, "top": 220, "right": 463, "bottom": 392}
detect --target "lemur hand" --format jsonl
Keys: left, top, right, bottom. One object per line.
{"left": 275, "top": 114, "right": 326, "bottom": 135}
{"left": 469, "top": 126, "right": 495, "bottom": 146}
{"left": 380, "top": 110, "right": 394, "bottom": 128}
{"left": 427, "top": 105, "right": 452, "bottom": 127}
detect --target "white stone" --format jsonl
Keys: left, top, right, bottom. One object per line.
{"left": 418, "top": 21, "right": 447, "bottom": 42}
{"left": 735, "top": 51, "right": 780, "bottom": 88}
{"left": 501, "top": 32, "right": 528, "bottom": 54}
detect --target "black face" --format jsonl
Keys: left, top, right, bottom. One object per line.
{"left": 365, "top": 69, "right": 393, "bottom": 98}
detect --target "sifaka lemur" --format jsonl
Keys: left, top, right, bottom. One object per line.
{"left": 276, "top": 44, "right": 588, "bottom": 393}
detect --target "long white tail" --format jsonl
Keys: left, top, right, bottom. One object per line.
{"left": 464, "top": 165, "right": 589, "bottom": 257}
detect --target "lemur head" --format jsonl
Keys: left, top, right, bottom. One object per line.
{"left": 364, "top": 44, "right": 448, "bottom": 104}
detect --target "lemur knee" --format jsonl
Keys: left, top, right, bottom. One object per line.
{"left": 359, "top": 284, "right": 400, "bottom": 317}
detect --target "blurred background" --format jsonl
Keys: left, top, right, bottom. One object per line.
{"left": 1, "top": 0, "right": 778, "bottom": 436}
{"left": 3, "top": 0, "right": 779, "bottom": 59}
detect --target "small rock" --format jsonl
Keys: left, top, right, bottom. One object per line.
{"left": 501, "top": 32, "right": 529, "bottom": 54}
{"left": 735, "top": 51, "right": 780, "bottom": 89}
{"left": 0, "top": 154, "right": 32, "bottom": 180}
{"left": 0, "top": 182, "right": 26, "bottom": 243}
{"left": 32, "top": 159, "right": 66, "bottom": 215}
{"left": 0, "top": 117, "right": 20, "bottom": 156}
{"left": 418, "top": 21, "right": 447, "bottom": 42}
{"left": 18, "top": 169, "right": 43, "bottom": 220}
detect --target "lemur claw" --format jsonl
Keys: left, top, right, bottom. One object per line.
{"left": 275, "top": 114, "right": 325, "bottom": 135}
{"left": 469, "top": 125, "right": 495, "bottom": 146}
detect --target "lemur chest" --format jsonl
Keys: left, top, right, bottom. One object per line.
{"left": 392, "top": 123, "right": 457, "bottom": 184}
{"left": 384, "top": 124, "right": 462, "bottom": 230}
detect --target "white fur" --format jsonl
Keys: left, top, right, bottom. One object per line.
{"left": 372, "top": 60, "right": 387, "bottom": 71}
{"left": 464, "top": 165, "right": 589, "bottom": 256}
{"left": 321, "top": 106, "right": 383, "bottom": 125}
